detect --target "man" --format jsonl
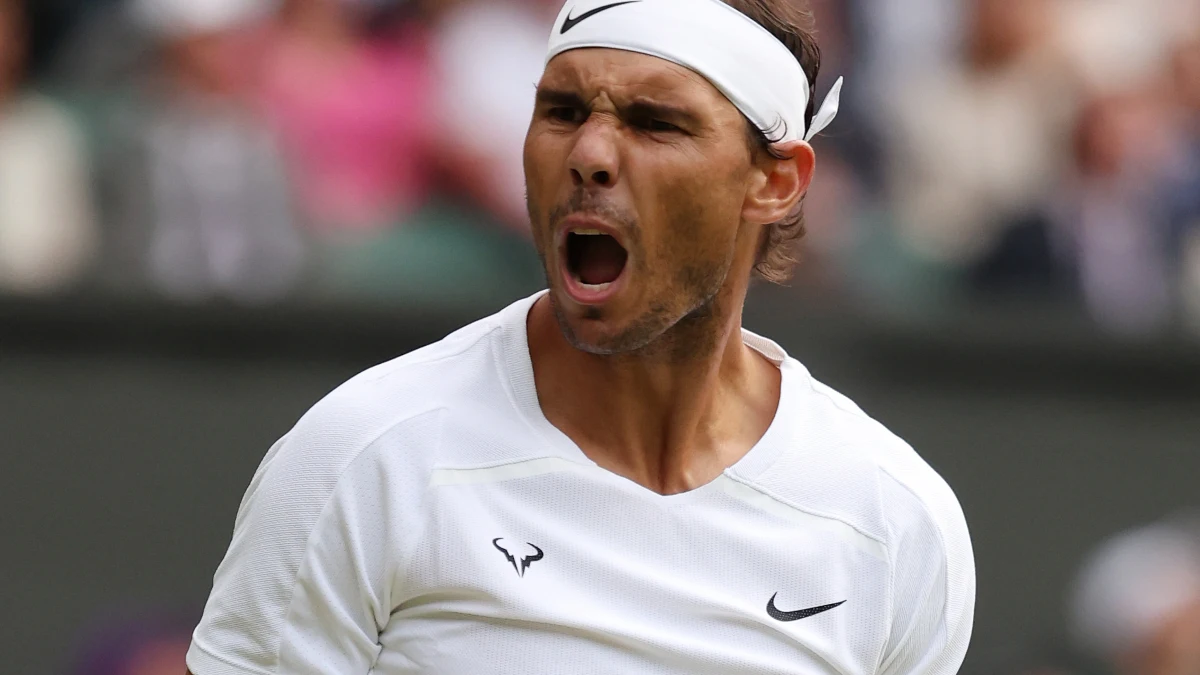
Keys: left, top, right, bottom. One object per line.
{"left": 186, "top": 1, "right": 975, "bottom": 673}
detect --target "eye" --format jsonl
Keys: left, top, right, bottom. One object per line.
{"left": 647, "top": 119, "right": 681, "bottom": 133}
{"left": 548, "top": 106, "right": 584, "bottom": 124}
{"left": 631, "top": 114, "right": 681, "bottom": 134}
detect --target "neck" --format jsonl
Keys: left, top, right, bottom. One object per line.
{"left": 528, "top": 283, "right": 781, "bottom": 496}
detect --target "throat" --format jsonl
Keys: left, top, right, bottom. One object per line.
{"left": 527, "top": 293, "right": 777, "bottom": 496}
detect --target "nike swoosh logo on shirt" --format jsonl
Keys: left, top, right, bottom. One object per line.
{"left": 560, "top": 1, "right": 641, "bottom": 34}
{"left": 766, "top": 593, "right": 846, "bottom": 622}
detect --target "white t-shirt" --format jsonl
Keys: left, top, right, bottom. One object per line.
{"left": 187, "top": 293, "right": 975, "bottom": 675}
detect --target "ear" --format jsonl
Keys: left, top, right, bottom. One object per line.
{"left": 741, "top": 140, "right": 816, "bottom": 226}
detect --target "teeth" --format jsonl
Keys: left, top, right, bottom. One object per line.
{"left": 579, "top": 281, "right": 612, "bottom": 291}
{"left": 571, "top": 229, "right": 604, "bottom": 236}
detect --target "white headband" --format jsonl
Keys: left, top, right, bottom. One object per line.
{"left": 545, "top": 0, "right": 844, "bottom": 144}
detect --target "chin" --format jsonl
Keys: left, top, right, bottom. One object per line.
{"left": 548, "top": 289, "right": 670, "bottom": 356}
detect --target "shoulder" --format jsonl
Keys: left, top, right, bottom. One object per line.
{"left": 781, "top": 376, "right": 977, "bottom": 673}
{"left": 225, "top": 300, "right": 534, "bottom": 541}
{"left": 738, "top": 363, "right": 972, "bottom": 566}
{"left": 284, "top": 304, "right": 522, "bottom": 468}
{"left": 819, "top": 374, "right": 966, "bottom": 544}
{"left": 185, "top": 302, "right": 535, "bottom": 675}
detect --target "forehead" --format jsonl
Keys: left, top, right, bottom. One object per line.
{"left": 541, "top": 48, "right": 739, "bottom": 115}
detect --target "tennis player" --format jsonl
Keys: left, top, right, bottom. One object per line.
{"left": 186, "top": 1, "right": 975, "bottom": 673}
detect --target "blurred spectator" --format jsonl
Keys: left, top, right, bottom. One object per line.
{"left": 259, "top": 0, "right": 548, "bottom": 307}
{"left": 854, "top": 0, "right": 962, "bottom": 91}
{"left": 1050, "top": 0, "right": 1200, "bottom": 335}
{"left": 851, "top": 0, "right": 962, "bottom": 174}
{"left": 102, "top": 0, "right": 304, "bottom": 304}
{"left": 427, "top": 0, "right": 556, "bottom": 229}
{"left": 882, "top": 0, "right": 1074, "bottom": 286}
{"left": 1168, "top": 35, "right": 1200, "bottom": 333}
{"left": 1069, "top": 515, "right": 1200, "bottom": 675}
{"left": 0, "top": 0, "right": 99, "bottom": 295}
{"left": 1052, "top": 87, "right": 1187, "bottom": 336}
{"left": 1054, "top": 0, "right": 1178, "bottom": 98}
{"left": 71, "top": 608, "right": 195, "bottom": 675}
{"left": 252, "top": 0, "right": 434, "bottom": 233}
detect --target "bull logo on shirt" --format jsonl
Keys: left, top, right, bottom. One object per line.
{"left": 492, "top": 538, "right": 544, "bottom": 578}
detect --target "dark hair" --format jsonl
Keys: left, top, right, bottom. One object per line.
{"left": 721, "top": 0, "right": 822, "bottom": 284}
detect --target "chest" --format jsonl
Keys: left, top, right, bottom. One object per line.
{"left": 377, "top": 467, "right": 890, "bottom": 675}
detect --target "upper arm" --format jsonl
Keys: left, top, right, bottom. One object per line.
{"left": 876, "top": 469, "right": 976, "bottom": 675}
{"left": 186, "top": 417, "right": 402, "bottom": 675}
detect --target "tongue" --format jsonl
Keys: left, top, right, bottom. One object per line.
{"left": 577, "top": 235, "right": 627, "bottom": 286}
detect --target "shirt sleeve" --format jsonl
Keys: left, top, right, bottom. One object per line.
{"left": 187, "top": 404, "right": 400, "bottom": 675}
{"left": 876, "top": 468, "right": 976, "bottom": 675}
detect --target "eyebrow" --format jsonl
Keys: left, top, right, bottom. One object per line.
{"left": 535, "top": 87, "right": 704, "bottom": 129}
{"left": 534, "top": 87, "right": 589, "bottom": 109}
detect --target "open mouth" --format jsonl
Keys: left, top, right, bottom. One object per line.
{"left": 566, "top": 230, "right": 628, "bottom": 291}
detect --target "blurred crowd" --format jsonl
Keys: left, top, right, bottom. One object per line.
{"left": 2, "top": 0, "right": 1200, "bottom": 330}
{"left": 1, "top": 0, "right": 552, "bottom": 309}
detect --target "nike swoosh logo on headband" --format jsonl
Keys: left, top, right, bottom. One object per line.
{"left": 561, "top": 1, "right": 641, "bottom": 34}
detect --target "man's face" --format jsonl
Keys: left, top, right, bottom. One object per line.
{"left": 524, "top": 48, "right": 762, "bottom": 356}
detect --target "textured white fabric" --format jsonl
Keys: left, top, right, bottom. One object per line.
{"left": 188, "top": 292, "right": 974, "bottom": 675}
{"left": 545, "top": 0, "right": 844, "bottom": 143}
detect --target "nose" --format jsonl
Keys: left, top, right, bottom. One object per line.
{"left": 567, "top": 116, "right": 619, "bottom": 188}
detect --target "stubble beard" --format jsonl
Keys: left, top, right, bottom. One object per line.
{"left": 544, "top": 256, "right": 730, "bottom": 363}
{"left": 529, "top": 189, "right": 734, "bottom": 363}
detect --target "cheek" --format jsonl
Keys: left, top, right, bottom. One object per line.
{"left": 523, "top": 127, "right": 566, "bottom": 194}
{"left": 522, "top": 134, "right": 545, "bottom": 206}
{"left": 636, "top": 153, "right": 746, "bottom": 269}
{"left": 523, "top": 132, "right": 559, "bottom": 233}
